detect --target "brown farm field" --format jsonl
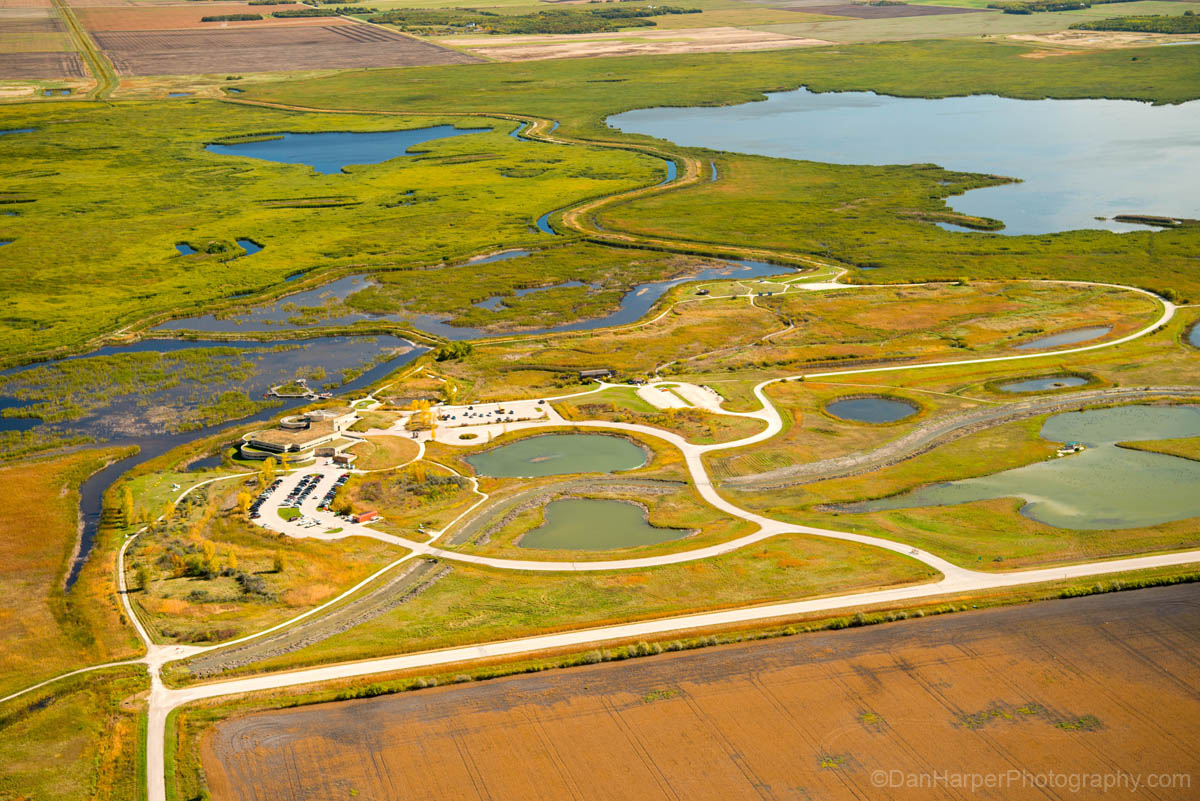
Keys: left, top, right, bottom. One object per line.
{"left": 93, "top": 20, "right": 478, "bottom": 75}
{"left": 75, "top": 3, "right": 320, "bottom": 31}
{"left": 201, "top": 583, "right": 1200, "bottom": 801}
{"left": 0, "top": 49, "right": 83, "bottom": 77}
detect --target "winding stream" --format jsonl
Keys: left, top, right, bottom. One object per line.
{"left": 2, "top": 336, "right": 424, "bottom": 587}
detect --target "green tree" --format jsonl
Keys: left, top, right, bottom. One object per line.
{"left": 135, "top": 563, "right": 151, "bottom": 592}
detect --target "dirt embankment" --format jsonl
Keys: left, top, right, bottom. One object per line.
{"left": 725, "top": 386, "right": 1200, "bottom": 489}
{"left": 182, "top": 558, "right": 449, "bottom": 678}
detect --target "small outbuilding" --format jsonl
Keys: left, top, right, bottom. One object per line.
{"left": 579, "top": 368, "right": 614, "bottom": 380}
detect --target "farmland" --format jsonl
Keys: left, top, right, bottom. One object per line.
{"left": 199, "top": 583, "right": 1200, "bottom": 801}
{"left": 0, "top": 21, "right": 1198, "bottom": 801}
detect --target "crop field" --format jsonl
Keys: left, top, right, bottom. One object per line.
{"left": 0, "top": 3, "right": 83, "bottom": 79}
{"left": 94, "top": 21, "right": 478, "bottom": 75}
{"left": 0, "top": 49, "right": 83, "bottom": 76}
{"left": 75, "top": 3, "right": 324, "bottom": 31}
{"left": 792, "top": 2, "right": 989, "bottom": 18}
{"left": 200, "top": 583, "right": 1200, "bottom": 801}
{"left": 445, "top": 26, "right": 831, "bottom": 61}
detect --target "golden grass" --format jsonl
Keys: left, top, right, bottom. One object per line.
{"left": 0, "top": 449, "right": 141, "bottom": 697}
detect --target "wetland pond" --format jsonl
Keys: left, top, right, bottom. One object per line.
{"left": 205, "top": 126, "right": 488, "bottom": 175}
{"left": 1015, "top": 326, "right": 1111, "bottom": 350}
{"left": 608, "top": 89, "right": 1200, "bottom": 235}
{"left": 519, "top": 498, "right": 688, "bottom": 550}
{"left": 467, "top": 434, "right": 646, "bottom": 478}
{"left": 997, "top": 375, "right": 1090, "bottom": 394}
{"left": 826, "top": 396, "right": 917, "bottom": 423}
{"left": 837, "top": 405, "right": 1200, "bottom": 530}
{"left": 153, "top": 256, "right": 792, "bottom": 339}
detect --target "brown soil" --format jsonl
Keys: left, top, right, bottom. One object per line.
{"left": 449, "top": 27, "right": 830, "bottom": 62}
{"left": 94, "top": 23, "right": 479, "bottom": 76}
{"left": 202, "top": 583, "right": 1200, "bottom": 800}
{"left": 0, "top": 49, "right": 84, "bottom": 77}
{"left": 784, "top": 1, "right": 986, "bottom": 17}
{"left": 1011, "top": 30, "right": 1200, "bottom": 50}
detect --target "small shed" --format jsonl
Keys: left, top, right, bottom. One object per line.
{"left": 352, "top": 510, "right": 380, "bottom": 524}
{"left": 579, "top": 368, "right": 614, "bottom": 380}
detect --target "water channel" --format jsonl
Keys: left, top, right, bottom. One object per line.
{"left": 2, "top": 336, "right": 424, "bottom": 586}
{"left": 152, "top": 256, "right": 792, "bottom": 340}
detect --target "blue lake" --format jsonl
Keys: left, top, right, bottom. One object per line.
{"left": 205, "top": 126, "right": 489, "bottom": 174}
{"left": 176, "top": 243, "right": 197, "bottom": 255}
{"left": 237, "top": 238, "right": 263, "bottom": 255}
{"left": 609, "top": 89, "right": 1200, "bottom": 236}
{"left": 0, "top": 128, "right": 33, "bottom": 135}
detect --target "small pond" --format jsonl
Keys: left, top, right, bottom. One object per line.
{"left": 837, "top": 405, "right": 1200, "bottom": 530}
{"left": 153, "top": 256, "right": 793, "bottom": 339}
{"left": 826, "top": 396, "right": 917, "bottom": 424}
{"left": 519, "top": 498, "right": 688, "bottom": 550}
{"left": 176, "top": 243, "right": 197, "bottom": 255}
{"left": 997, "top": 375, "right": 1090, "bottom": 394}
{"left": 608, "top": 88, "right": 1200, "bottom": 235}
{"left": 467, "top": 433, "right": 646, "bottom": 478}
{"left": 1189, "top": 321, "right": 1200, "bottom": 349}
{"left": 0, "top": 240, "right": 11, "bottom": 248}
{"left": 0, "top": 128, "right": 33, "bottom": 135}
{"left": 168, "top": 92, "right": 192, "bottom": 98}
{"left": 205, "top": 126, "right": 489, "bottom": 175}
{"left": 236, "top": 238, "right": 263, "bottom": 256}
{"left": 1015, "top": 326, "right": 1112, "bottom": 351}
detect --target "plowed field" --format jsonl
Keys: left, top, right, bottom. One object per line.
{"left": 94, "top": 23, "right": 478, "bottom": 75}
{"left": 76, "top": 4, "right": 319, "bottom": 31}
{"left": 202, "top": 583, "right": 1200, "bottom": 800}
{"left": 0, "top": 50, "right": 83, "bottom": 77}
